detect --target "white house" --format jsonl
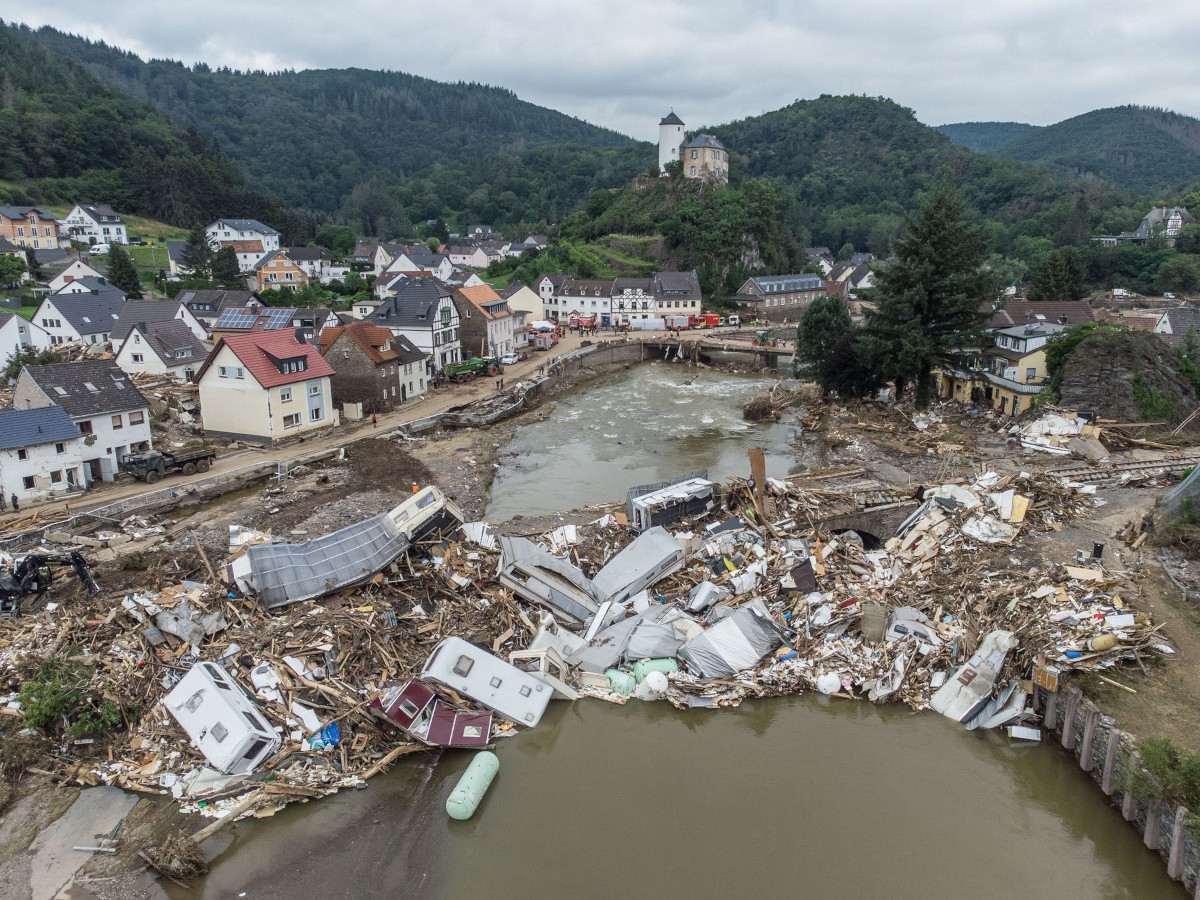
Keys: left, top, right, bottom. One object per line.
{"left": 47, "top": 259, "right": 105, "bottom": 293}
{"left": 116, "top": 320, "right": 209, "bottom": 382}
{"left": 195, "top": 329, "right": 336, "bottom": 444}
{"left": 206, "top": 219, "right": 280, "bottom": 271}
{"left": 286, "top": 246, "right": 334, "bottom": 282}
{"left": 62, "top": 205, "right": 129, "bottom": 246}
{"left": 367, "top": 279, "right": 462, "bottom": 372}
{"left": 35, "top": 281, "right": 126, "bottom": 346}
{"left": 111, "top": 299, "right": 208, "bottom": 346}
{"left": 13, "top": 359, "right": 153, "bottom": 484}
{"left": 447, "top": 246, "right": 489, "bottom": 269}
{"left": 0, "top": 312, "right": 52, "bottom": 361}
{"left": 0, "top": 406, "right": 86, "bottom": 503}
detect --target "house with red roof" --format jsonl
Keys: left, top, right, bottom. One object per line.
{"left": 194, "top": 329, "right": 336, "bottom": 443}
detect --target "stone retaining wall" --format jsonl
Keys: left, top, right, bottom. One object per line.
{"left": 1045, "top": 686, "right": 1198, "bottom": 893}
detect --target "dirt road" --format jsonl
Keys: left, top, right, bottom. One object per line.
{"left": 0, "top": 330, "right": 612, "bottom": 529}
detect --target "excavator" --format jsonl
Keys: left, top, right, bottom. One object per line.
{"left": 0, "top": 551, "right": 100, "bottom": 617}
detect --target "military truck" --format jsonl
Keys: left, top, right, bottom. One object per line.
{"left": 122, "top": 447, "right": 217, "bottom": 483}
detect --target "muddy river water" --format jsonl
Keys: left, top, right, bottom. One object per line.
{"left": 173, "top": 366, "right": 1182, "bottom": 899}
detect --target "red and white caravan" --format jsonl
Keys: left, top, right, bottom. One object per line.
{"left": 370, "top": 679, "right": 493, "bottom": 748}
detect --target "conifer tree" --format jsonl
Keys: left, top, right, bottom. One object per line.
{"left": 104, "top": 244, "right": 143, "bottom": 299}
{"left": 181, "top": 223, "right": 212, "bottom": 280}
{"left": 211, "top": 246, "right": 242, "bottom": 287}
{"left": 1026, "top": 248, "right": 1086, "bottom": 303}
{"left": 860, "top": 186, "right": 995, "bottom": 408}
{"left": 796, "top": 294, "right": 852, "bottom": 390}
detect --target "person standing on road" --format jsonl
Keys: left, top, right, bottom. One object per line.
{"left": 371, "top": 413, "right": 377, "bottom": 428}
{"left": 10, "top": 494, "right": 18, "bottom": 512}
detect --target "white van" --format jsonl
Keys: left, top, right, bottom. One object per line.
{"left": 728, "top": 315, "right": 741, "bottom": 328}
{"left": 89, "top": 243, "right": 110, "bottom": 255}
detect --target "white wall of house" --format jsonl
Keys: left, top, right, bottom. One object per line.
{"left": 0, "top": 439, "right": 86, "bottom": 502}
{"left": 205, "top": 222, "right": 279, "bottom": 253}
{"left": 198, "top": 344, "right": 333, "bottom": 442}
{"left": 398, "top": 358, "right": 429, "bottom": 402}
{"left": 0, "top": 315, "right": 51, "bottom": 359}
{"left": 47, "top": 260, "right": 104, "bottom": 292}
{"left": 62, "top": 207, "right": 128, "bottom": 245}
{"left": 487, "top": 315, "right": 515, "bottom": 357}
{"left": 115, "top": 332, "right": 201, "bottom": 382}
{"left": 33, "top": 298, "right": 86, "bottom": 345}
{"left": 76, "top": 408, "right": 152, "bottom": 482}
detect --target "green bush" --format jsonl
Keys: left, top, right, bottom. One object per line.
{"left": 1123, "top": 737, "right": 1200, "bottom": 839}
{"left": 1131, "top": 375, "right": 1177, "bottom": 421}
{"left": 17, "top": 656, "right": 127, "bottom": 738}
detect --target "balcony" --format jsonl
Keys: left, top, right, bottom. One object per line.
{"left": 984, "top": 371, "right": 1048, "bottom": 395}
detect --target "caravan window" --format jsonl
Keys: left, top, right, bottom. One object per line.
{"left": 242, "top": 710, "right": 266, "bottom": 732}
{"left": 489, "top": 677, "right": 503, "bottom": 688}
{"left": 241, "top": 738, "right": 268, "bottom": 761}
{"left": 399, "top": 699, "right": 421, "bottom": 718}
{"left": 520, "top": 685, "right": 532, "bottom": 697}
{"left": 416, "top": 492, "right": 436, "bottom": 510}
{"left": 452, "top": 656, "right": 474, "bottom": 677}
{"left": 211, "top": 722, "right": 229, "bottom": 743}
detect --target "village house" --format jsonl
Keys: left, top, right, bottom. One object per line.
{"left": 47, "top": 258, "right": 104, "bottom": 293}
{"left": 0, "top": 206, "right": 59, "bottom": 250}
{"left": 0, "top": 406, "right": 85, "bottom": 503}
{"left": 13, "top": 359, "right": 153, "bottom": 483}
{"left": 453, "top": 284, "right": 516, "bottom": 358}
{"left": 352, "top": 297, "right": 384, "bottom": 320}
{"left": 111, "top": 299, "right": 208, "bottom": 346}
{"left": 254, "top": 250, "right": 310, "bottom": 293}
{"left": 316, "top": 321, "right": 428, "bottom": 413}
{"left": 465, "top": 225, "right": 493, "bottom": 241}
{"left": 384, "top": 245, "right": 454, "bottom": 281}
{"left": 938, "top": 322, "right": 1066, "bottom": 417}
{"left": 62, "top": 204, "right": 129, "bottom": 246}
{"left": 195, "top": 329, "right": 335, "bottom": 443}
{"left": 210, "top": 306, "right": 298, "bottom": 341}
{"left": 34, "top": 280, "right": 126, "bottom": 346}
{"left": 1154, "top": 307, "right": 1200, "bottom": 348}
{"left": 498, "top": 282, "right": 540, "bottom": 347}
{"left": 609, "top": 278, "right": 649, "bottom": 324}
{"left": 988, "top": 300, "right": 1095, "bottom": 329}
{"left": 367, "top": 278, "right": 462, "bottom": 372}
{"left": 558, "top": 279, "right": 615, "bottom": 323}
{"left": 115, "top": 320, "right": 209, "bottom": 382}
{"left": 175, "top": 289, "right": 262, "bottom": 332}
{"left": 206, "top": 219, "right": 280, "bottom": 271}
{"left": 805, "top": 247, "right": 834, "bottom": 276}
{"left": 652, "top": 270, "right": 703, "bottom": 319}
{"left": 166, "top": 241, "right": 189, "bottom": 277}
{"left": 0, "top": 311, "right": 52, "bottom": 360}
{"left": 733, "top": 273, "right": 827, "bottom": 323}
{"left": 658, "top": 112, "right": 729, "bottom": 182}
{"left": 285, "top": 246, "right": 334, "bottom": 282}
{"left": 446, "top": 245, "right": 490, "bottom": 269}
{"left": 536, "top": 273, "right": 570, "bottom": 320}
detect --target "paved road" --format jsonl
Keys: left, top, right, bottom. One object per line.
{"left": 0, "top": 331, "right": 610, "bottom": 529}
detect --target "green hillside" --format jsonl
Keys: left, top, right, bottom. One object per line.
{"left": 704, "top": 96, "right": 1139, "bottom": 254}
{"left": 935, "top": 121, "right": 1040, "bottom": 153}
{"left": 12, "top": 23, "right": 638, "bottom": 211}
{"left": 0, "top": 22, "right": 304, "bottom": 237}
{"left": 987, "top": 106, "right": 1200, "bottom": 195}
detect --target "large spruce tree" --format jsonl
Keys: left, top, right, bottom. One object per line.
{"left": 104, "top": 244, "right": 143, "bottom": 299}
{"left": 181, "top": 223, "right": 212, "bottom": 280}
{"left": 1026, "top": 248, "right": 1086, "bottom": 303}
{"left": 860, "top": 186, "right": 995, "bottom": 407}
{"left": 796, "top": 294, "right": 852, "bottom": 390}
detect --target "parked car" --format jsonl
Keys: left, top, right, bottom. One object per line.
{"left": 517, "top": 350, "right": 529, "bottom": 361}
{"left": 88, "top": 243, "right": 110, "bottom": 255}
{"left": 1164, "top": 292, "right": 1177, "bottom": 299}
{"left": 500, "top": 353, "right": 519, "bottom": 366}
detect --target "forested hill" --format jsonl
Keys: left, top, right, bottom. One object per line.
{"left": 0, "top": 23, "right": 301, "bottom": 236}
{"left": 703, "top": 96, "right": 1138, "bottom": 253}
{"left": 935, "top": 121, "right": 1040, "bottom": 153}
{"left": 982, "top": 106, "right": 1200, "bottom": 195}
{"left": 10, "top": 23, "right": 638, "bottom": 210}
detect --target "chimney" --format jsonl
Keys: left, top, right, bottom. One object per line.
{"left": 294, "top": 327, "right": 305, "bottom": 345}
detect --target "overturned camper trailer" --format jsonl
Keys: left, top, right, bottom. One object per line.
{"left": 591, "top": 527, "right": 684, "bottom": 606}
{"left": 626, "top": 471, "right": 720, "bottom": 532}
{"left": 232, "top": 487, "right": 464, "bottom": 609}
{"left": 163, "top": 662, "right": 280, "bottom": 775}
{"left": 421, "top": 636, "right": 553, "bottom": 727}
{"left": 370, "top": 679, "right": 493, "bottom": 748}
{"left": 497, "top": 536, "right": 603, "bottom": 628}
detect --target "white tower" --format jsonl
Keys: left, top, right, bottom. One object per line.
{"left": 658, "top": 111, "right": 685, "bottom": 174}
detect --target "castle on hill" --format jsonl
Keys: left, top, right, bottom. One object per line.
{"left": 658, "top": 111, "right": 729, "bottom": 183}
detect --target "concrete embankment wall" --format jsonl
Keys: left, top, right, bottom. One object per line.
{"left": 1045, "top": 686, "right": 1199, "bottom": 894}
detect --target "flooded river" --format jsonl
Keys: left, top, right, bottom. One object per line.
{"left": 485, "top": 361, "right": 798, "bottom": 519}
{"left": 175, "top": 699, "right": 1179, "bottom": 899}
{"left": 170, "top": 366, "right": 1181, "bottom": 898}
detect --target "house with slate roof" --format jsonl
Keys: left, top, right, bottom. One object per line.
{"left": 13, "top": 360, "right": 152, "bottom": 483}
{"left": 0, "top": 311, "right": 52, "bottom": 360}
{"left": 0, "top": 406, "right": 85, "bottom": 503}
{"left": 62, "top": 204, "right": 128, "bottom": 246}
{"left": 734, "top": 273, "right": 827, "bottom": 322}
{"left": 658, "top": 112, "right": 729, "bottom": 182}
{"left": 34, "top": 279, "right": 126, "bottom": 346}
{"left": 176, "top": 289, "right": 262, "bottom": 331}
{"left": 115, "top": 320, "right": 210, "bottom": 382}
{"left": 206, "top": 219, "right": 280, "bottom": 271}
{"left": 47, "top": 259, "right": 105, "bottom": 293}
{"left": 112, "top": 300, "right": 207, "bottom": 346}
{"left": 0, "top": 206, "right": 59, "bottom": 249}
{"left": 194, "top": 329, "right": 336, "bottom": 443}
{"left": 1154, "top": 307, "right": 1200, "bottom": 348}
{"left": 367, "top": 278, "right": 462, "bottom": 372}
{"left": 316, "top": 321, "right": 429, "bottom": 412}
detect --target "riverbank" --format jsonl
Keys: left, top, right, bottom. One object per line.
{"left": 4, "top": 364, "right": 1200, "bottom": 897}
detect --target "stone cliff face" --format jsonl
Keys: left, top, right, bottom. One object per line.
{"left": 1057, "top": 330, "right": 1197, "bottom": 424}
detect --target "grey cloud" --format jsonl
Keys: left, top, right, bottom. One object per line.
{"left": 7, "top": 0, "right": 1200, "bottom": 139}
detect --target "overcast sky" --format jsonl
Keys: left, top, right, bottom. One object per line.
{"left": 8, "top": 1, "right": 1200, "bottom": 140}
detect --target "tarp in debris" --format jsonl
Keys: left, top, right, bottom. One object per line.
{"left": 592, "top": 526, "right": 685, "bottom": 605}
{"left": 234, "top": 512, "right": 410, "bottom": 609}
{"left": 624, "top": 621, "right": 684, "bottom": 661}
{"left": 678, "top": 598, "right": 785, "bottom": 678}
